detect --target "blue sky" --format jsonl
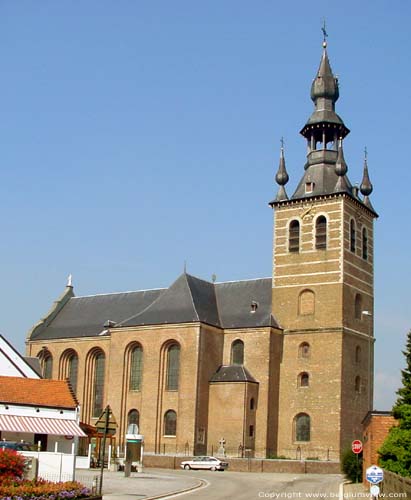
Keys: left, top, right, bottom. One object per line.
{"left": 0, "top": 1, "right": 409, "bottom": 410}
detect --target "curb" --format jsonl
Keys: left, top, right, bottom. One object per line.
{"left": 143, "top": 478, "right": 208, "bottom": 500}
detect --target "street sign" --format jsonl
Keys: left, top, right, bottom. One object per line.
{"left": 366, "top": 465, "right": 384, "bottom": 484}
{"left": 370, "top": 485, "right": 380, "bottom": 496}
{"left": 95, "top": 405, "right": 118, "bottom": 435}
{"left": 351, "top": 439, "right": 363, "bottom": 454}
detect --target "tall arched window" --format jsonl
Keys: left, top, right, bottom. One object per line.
{"left": 59, "top": 350, "right": 78, "bottom": 393}
{"left": 231, "top": 339, "right": 244, "bottom": 365}
{"left": 127, "top": 409, "right": 140, "bottom": 432}
{"left": 92, "top": 352, "right": 105, "bottom": 418}
{"left": 362, "top": 227, "right": 368, "bottom": 260}
{"left": 289, "top": 220, "right": 300, "bottom": 253}
{"left": 38, "top": 349, "right": 53, "bottom": 379}
{"left": 355, "top": 346, "right": 361, "bottom": 363}
{"left": 355, "top": 294, "right": 362, "bottom": 320}
{"left": 350, "top": 219, "right": 356, "bottom": 253}
{"left": 355, "top": 376, "right": 361, "bottom": 393}
{"left": 295, "top": 413, "right": 311, "bottom": 442}
{"left": 164, "top": 410, "right": 177, "bottom": 436}
{"left": 166, "top": 344, "right": 180, "bottom": 391}
{"left": 298, "top": 342, "right": 310, "bottom": 359}
{"left": 315, "top": 216, "right": 327, "bottom": 249}
{"left": 129, "top": 345, "right": 143, "bottom": 391}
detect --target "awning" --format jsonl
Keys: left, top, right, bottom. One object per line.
{"left": 0, "top": 415, "right": 87, "bottom": 437}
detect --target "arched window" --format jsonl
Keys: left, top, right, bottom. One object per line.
{"left": 298, "top": 342, "right": 310, "bottom": 359}
{"left": 298, "top": 290, "right": 315, "bottom": 316}
{"left": 127, "top": 409, "right": 140, "bottom": 432}
{"left": 164, "top": 410, "right": 177, "bottom": 436}
{"left": 129, "top": 345, "right": 143, "bottom": 391}
{"left": 355, "top": 346, "right": 361, "bottom": 363}
{"left": 38, "top": 349, "right": 53, "bottom": 379}
{"left": 362, "top": 227, "right": 368, "bottom": 260}
{"left": 295, "top": 413, "right": 311, "bottom": 442}
{"left": 355, "top": 376, "right": 361, "bottom": 393}
{"left": 355, "top": 294, "right": 362, "bottom": 320}
{"left": 68, "top": 353, "right": 78, "bottom": 392}
{"left": 231, "top": 340, "right": 244, "bottom": 365}
{"left": 92, "top": 352, "right": 105, "bottom": 418}
{"left": 315, "top": 216, "right": 327, "bottom": 249}
{"left": 350, "top": 219, "right": 356, "bottom": 253}
{"left": 289, "top": 220, "right": 300, "bottom": 253}
{"left": 166, "top": 344, "right": 180, "bottom": 391}
{"left": 250, "top": 398, "right": 255, "bottom": 410}
{"left": 298, "top": 372, "right": 309, "bottom": 388}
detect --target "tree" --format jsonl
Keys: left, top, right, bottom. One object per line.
{"left": 379, "top": 329, "right": 411, "bottom": 477}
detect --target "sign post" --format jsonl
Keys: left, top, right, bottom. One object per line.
{"left": 351, "top": 440, "right": 363, "bottom": 483}
{"left": 95, "top": 405, "right": 117, "bottom": 495}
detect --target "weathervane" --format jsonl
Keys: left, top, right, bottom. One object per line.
{"left": 322, "top": 20, "right": 328, "bottom": 47}
{"left": 280, "top": 136, "right": 285, "bottom": 151}
{"left": 364, "top": 146, "right": 368, "bottom": 161}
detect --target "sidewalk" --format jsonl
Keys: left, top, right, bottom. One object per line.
{"left": 76, "top": 469, "right": 203, "bottom": 500}
{"left": 343, "top": 482, "right": 368, "bottom": 497}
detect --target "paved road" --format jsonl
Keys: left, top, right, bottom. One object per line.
{"left": 76, "top": 468, "right": 344, "bottom": 500}
{"left": 164, "top": 469, "right": 343, "bottom": 500}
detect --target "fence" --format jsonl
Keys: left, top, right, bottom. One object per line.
{"left": 380, "top": 470, "right": 411, "bottom": 497}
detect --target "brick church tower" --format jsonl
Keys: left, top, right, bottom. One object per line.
{"left": 270, "top": 40, "right": 378, "bottom": 460}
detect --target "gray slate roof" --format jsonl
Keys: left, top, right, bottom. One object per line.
{"left": 29, "top": 274, "right": 278, "bottom": 341}
{"left": 210, "top": 365, "right": 258, "bottom": 383}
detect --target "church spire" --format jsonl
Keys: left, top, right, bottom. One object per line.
{"left": 360, "top": 148, "right": 374, "bottom": 210}
{"left": 274, "top": 139, "right": 289, "bottom": 202}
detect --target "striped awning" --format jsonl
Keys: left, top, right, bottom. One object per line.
{"left": 0, "top": 415, "right": 86, "bottom": 437}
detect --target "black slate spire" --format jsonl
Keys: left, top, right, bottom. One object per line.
{"left": 274, "top": 140, "right": 289, "bottom": 202}
{"left": 334, "top": 139, "right": 349, "bottom": 192}
{"left": 360, "top": 149, "right": 374, "bottom": 210}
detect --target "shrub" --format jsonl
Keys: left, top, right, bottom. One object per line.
{"left": 341, "top": 448, "right": 362, "bottom": 483}
{"left": 0, "top": 478, "right": 92, "bottom": 499}
{"left": 0, "top": 449, "right": 25, "bottom": 480}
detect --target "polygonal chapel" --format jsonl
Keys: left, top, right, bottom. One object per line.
{"left": 26, "top": 40, "right": 377, "bottom": 460}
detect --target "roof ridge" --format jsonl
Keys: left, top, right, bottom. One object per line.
{"left": 73, "top": 287, "right": 166, "bottom": 299}
{"left": 215, "top": 277, "right": 271, "bottom": 284}
{"left": 181, "top": 274, "right": 199, "bottom": 322}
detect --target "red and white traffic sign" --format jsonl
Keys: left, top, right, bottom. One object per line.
{"left": 352, "top": 440, "right": 363, "bottom": 454}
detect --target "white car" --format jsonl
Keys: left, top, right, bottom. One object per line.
{"left": 180, "top": 456, "right": 228, "bottom": 471}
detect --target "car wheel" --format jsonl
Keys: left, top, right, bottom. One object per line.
{"left": 184, "top": 464, "right": 191, "bottom": 470}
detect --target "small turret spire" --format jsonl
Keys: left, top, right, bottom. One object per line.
{"left": 274, "top": 138, "right": 289, "bottom": 201}
{"left": 360, "top": 147, "right": 374, "bottom": 209}
{"left": 334, "top": 139, "right": 349, "bottom": 192}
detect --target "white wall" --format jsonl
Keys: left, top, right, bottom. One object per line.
{"left": 0, "top": 336, "right": 40, "bottom": 378}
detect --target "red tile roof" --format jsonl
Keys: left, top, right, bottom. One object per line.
{"left": 0, "top": 376, "right": 78, "bottom": 409}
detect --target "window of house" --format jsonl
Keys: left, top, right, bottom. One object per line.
{"left": 130, "top": 345, "right": 143, "bottom": 391}
{"left": 355, "top": 376, "right": 361, "bottom": 393}
{"left": 166, "top": 344, "right": 180, "bottom": 391}
{"left": 362, "top": 227, "right": 368, "bottom": 260}
{"left": 298, "top": 342, "right": 310, "bottom": 359}
{"left": 164, "top": 410, "right": 177, "bottom": 436}
{"left": 350, "top": 219, "right": 356, "bottom": 253}
{"left": 231, "top": 339, "right": 244, "bottom": 365}
{"left": 295, "top": 413, "right": 311, "bottom": 442}
{"left": 92, "top": 352, "right": 105, "bottom": 418}
{"left": 40, "top": 351, "right": 53, "bottom": 380}
{"left": 250, "top": 398, "right": 255, "bottom": 410}
{"left": 249, "top": 425, "right": 254, "bottom": 438}
{"left": 305, "top": 182, "right": 314, "bottom": 194}
{"left": 289, "top": 220, "right": 300, "bottom": 253}
{"left": 298, "top": 372, "right": 309, "bottom": 387}
{"left": 315, "top": 216, "right": 327, "bottom": 249}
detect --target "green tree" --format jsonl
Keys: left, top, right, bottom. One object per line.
{"left": 379, "top": 329, "right": 411, "bottom": 477}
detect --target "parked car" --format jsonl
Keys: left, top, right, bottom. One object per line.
{"left": 0, "top": 441, "right": 34, "bottom": 452}
{"left": 180, "top": 456, "right": 228, "bottom": 471}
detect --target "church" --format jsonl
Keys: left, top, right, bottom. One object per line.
{"left": 26, "top": 39, "right": 377, "bottom": 461}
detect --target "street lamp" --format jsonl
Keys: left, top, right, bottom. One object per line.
{"left": 362, "top": 310, "right": 373, "bottom": 410}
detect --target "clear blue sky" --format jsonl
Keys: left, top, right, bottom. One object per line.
{"left": 0, "top": 1, "right": 409, "bottom": 410}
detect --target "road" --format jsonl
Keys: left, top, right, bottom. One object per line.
{"left": 160, "top": 469, "right": 344, "bottom": 500}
